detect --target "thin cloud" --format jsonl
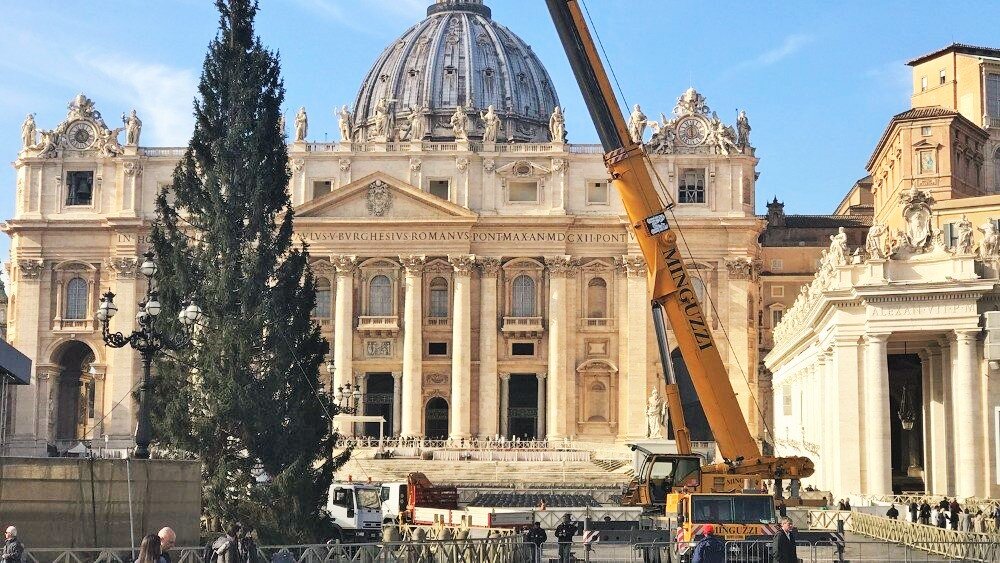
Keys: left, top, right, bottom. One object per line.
{"left": 865, "top": 60, "right": 912, "bottom": 104}
{"left": 288, "top": 0, "right": 424, "bottom": 33}
{"left": 728, "top": 33, "right": 814, "bottom": 73}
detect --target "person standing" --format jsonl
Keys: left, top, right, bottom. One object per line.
{"left": 885, "top": 504, "right": 899, "bottom": 520}
{"left": 209, "top": 524, "right": 242, "bottom": 563}
{"left": 949, "top": 499, "right": 961, "bottom": 531}
{"left": 771, "top": 517, "right": 798, "bottom": 563}
{"left": 919, "top": 501, "right": 931, "bottom": 525}
{"left": 935, "top": 510, "right": 947, "bottom": 528}
{"left": 691, "top": 524, "right": 725, "bottom": 563}
{"left": 554, "top": 514, "right": 576, "bottom": 563}
{"left": 239, "top": 528, "right": 258, "bottom": 563}
{"left": 135, "top": 534, "right": 162, "bottom": 563}
{"left": 525, "top": 522, "right": 547, "bottom": 563}
{"left": 908, "top": 501, "right": 918, "bottom": 523}
{"left": 1, "top": 527, "right": 24, "bottom": 563}
{"left": 158, "top": 528, "right": 176, "bottom": 563}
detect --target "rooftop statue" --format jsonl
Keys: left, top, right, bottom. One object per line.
{"left": 122, "top": 109, "right": 142, "bottom": 146}
{"left": 549, "top": 106, "right": 566, "bottom": 143}
{"left": 450, "top": 105, "right": 469, "bottom": 141}
{"left": 294, "top": 107, "right": 308, "bottom": 142}
{"left": 627, "top": 104, "right": 646, "bottom": 143}
{"left": 20, "top": 114, "right": 36, "bottom": 150}
{"left": 337, "top": 105, "right": 353, "bottom": 143}
{"left": 480, "top": 105, "right": 501, "bottom": 143}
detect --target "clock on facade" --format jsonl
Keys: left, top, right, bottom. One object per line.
{"left": 67, "top": 121, "right": 97, "bottom": 150}
{"left": 676, "top": 116, "right": 708, "bottom": 146}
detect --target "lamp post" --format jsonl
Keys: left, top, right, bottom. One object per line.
{"left": 96, "top": 251, "right": 202, "bottom": 459}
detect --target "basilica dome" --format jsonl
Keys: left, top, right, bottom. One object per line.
{"left": 351, "top": 0, "right": 560, "bottom": 143}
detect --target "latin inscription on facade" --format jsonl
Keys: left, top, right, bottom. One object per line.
{"left": 299, "top": 231, "right": 631, "bottom": 243}
{"left": 871, "top": 303, "right": 971, "bottom": 318}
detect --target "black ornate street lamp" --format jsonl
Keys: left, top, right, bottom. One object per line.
{"left": 96, "top": 251, "right": 202, "bottom": 459}
{"left": 897, "top": 383, "right": 917, "bottom": 431}
{"left": 329, "top": 360, "right": 362, "bottom": 416}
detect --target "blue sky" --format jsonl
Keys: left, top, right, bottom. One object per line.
{"left": 0, "top": 0, "right": 994, "bottom": 263}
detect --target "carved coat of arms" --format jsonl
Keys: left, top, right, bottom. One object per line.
{"left": 900, "top": 187, "right": 934, "bottom": 252}
{"left": 365, "top": 180, "right": 393, "bottom": 216}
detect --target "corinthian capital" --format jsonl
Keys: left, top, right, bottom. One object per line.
{"left": 331, "top": 255, "right": 358, "bottom": 274}
{"left": 399, "top": 255, "right": 427, "bottom": 276}
{"left": 106, "top": 256, "right": 139, "bottom": 279}
{"left": 449, "top": 254, "right": 477, "bottom": 276}
{"left": 619, "top": 256, "right": 646, "bottom": 277}
{"left": 478, "top": 257, "right": 501, "bottom": 277}
{"left": 17, "top": 259, "right": 44, "bottom": 280}
{"left": 545, "top": 255, "right": 576, "bottom": 278}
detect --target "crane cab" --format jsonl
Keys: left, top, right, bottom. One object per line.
{"left": 620, "top": 445, "right": 702, "bottom": 509}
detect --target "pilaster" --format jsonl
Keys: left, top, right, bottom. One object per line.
{"left": 863, "top": 332, "right": 892, "bottom": 495}
{"left": 477, "top": 257, "right": 501, "bottom": 437}
{"left": 545, "top": 255, "right": 573, "bottom": 439}
{"left": 332, "top": 254, "right": 357, "bottom": 436}
{"left": 449, "top": 254, "right": 475, "bottom": 439}
{"left": 400, "top": 255, "right": 425, "bottom": 437}
{"left": 621, "top": 256, "right": 648, "bottom": 438}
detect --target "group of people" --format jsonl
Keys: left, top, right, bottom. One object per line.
{"left": 524, "top": 514, "right": 577, "bottom": 562}
{"left": 691, "top": 517, "right": 799, "bottom": 563}
{"left": 134, "top": 528, "right": 178, "bottom": 563}
{"left": 885, "top": 498, "right": 1000, "bottom": 532}
{"left": 134, "top": 524, "right": 258, "bottom": 563}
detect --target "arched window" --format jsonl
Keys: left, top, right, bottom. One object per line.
{"left": 691, "top": 276, "right": 706, "bottom": 303}
{"left": 65, "top": 278, "right": 88, "bottom": 320}
{"left": 587, "top": 277, "right": 607, "bottom": 317}
{"left": 314, "top": 278, "right": 331, "bottom": 319}
{"left": 369, "top": 275, "right": 392, "bottom": 316}
{"left": 429, "top": 277, "right": 449, "bottom": 317}
{"left": 512, "top": 275, "right": 536, "bottom": 317}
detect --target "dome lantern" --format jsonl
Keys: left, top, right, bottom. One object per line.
{"left": 351, "top": 0, "right": 560, "bottom": 143}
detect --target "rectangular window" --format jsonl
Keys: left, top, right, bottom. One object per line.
{"left": 678, "top": 169, "right": 705, "bottom": 204}
{"left": 921, "top": 126, "right": 932, "bottom": 137}
{"left": 770, "top": 285, "right": 784, "bottom": 298}
{"left": 428, "top": 342, "right": 448, "bottom": 356}
{"left": 771, "top": 308, "right": 783, "bottom": 328}
{"left": 313, "top": 180, "right": 332, "bottom": 198}
{"left": 66, "top": 171, "right": 94, "bottom": 206}
{"left": 944, "top": 223, "right": 958, "bottom": 248}
{"left": 511, "top": 342, "right": 535, "bottom": 356}
{"left": 783, "top": 387, "right": 792, "bottom": 416}
{"left": 939, "top": 69, "right": 946, "bottom": 85}
{"left": 920, "top": 76, "right": 927, "bottom": 92}
{"left": 508, "top": 181, "right": 538, "bottom": 203}
{"left": 770, "top": 259, "right": 783, "bottom": 271}
{"left": 987, "top": 73, "right": 1000, "bottom": 117}
{"left": 429, "top": 179, "right": 450, "bottom": 200}
{"left": 586, "top": 181, "right": 609, "bottom": 204}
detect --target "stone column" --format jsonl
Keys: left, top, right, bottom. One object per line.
{"left": 332, "top": 255, "right": 357, "bottom": 436}
{"left": 399, "top": 255, "right": 425, "bottom": 437}
{"left": 92, "top": 367, "right": 107, "bottom": 439}
{"left": 830, "top": 337, "right": 863, "bottom": 495}
{"left": 620, "top": 257, "right": 648, "bottom": 439}
{"left": 46, "top": 371, "right": 60, "bottom": 444}
{"left": 951, "top": 329, "right": 983, "bottom": 498}
{"left": 499, "top": 373, "right": 510, "bottom": 438}
{"left": 536, "top": 372, "right": 547, "bottom": 439}
{"left": 864, "top": 332, "right": 892, "bottom": 495}
{"left": 546, "top": 256, "right": 574, "bottom": 439}
{"left": 449, "top": 255, "right": 475, "bottom": 439}
{"left": 938, "top": 336, "right": 956, "bottom": 495}
{"left": 814, "top": 351, "right": 829, "bottom": 489}
{"left": 391, "top": 371, "right": 402, "bottom": 437}
{"left": 106, "top": 257, "right": 140, "bottom": 444}
{"left": 11, "top": 259, "right": 44, "bottom": 453}
{"left": 478, "top": 258, "right": 501, "bottom": 438}
{"left": 918, "top": 349, "right": 934, "bottom": 493}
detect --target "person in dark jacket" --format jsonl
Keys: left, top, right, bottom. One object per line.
{"left": 525, "top": 522, "right": 547, "bottom": 563}
{"left": 691, "top": 524, "right": 725, "bottom": 563}
{"left": 949, "top": 499, "right": 961, "bottom": 530}
{"left": 919, "top": 501, "right": 932, "bottom": 525}
{"left": 908, "top": 502, "right": 918, "bottom": 523}
{"left": 554, "top": 514, "right": 576, "bottom": 563}
{"left": 238, "top": 528, "right": 258, "bottom": 563}
{"left": 936, "top": 510, "right": 947, "bottom": 528}
{"left": 771, "top": 517, "right": 797, "bottom": 563}
{"left": 938, "top": 498, "right": 950, "bottom": 511}
{"left": 886, "top": 504, "right": 899, "bottom": 520}
{"left": 1, "top": 527, "right": 24, "bottom": 563}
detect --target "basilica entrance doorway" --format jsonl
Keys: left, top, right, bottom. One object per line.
{"left": 507, "top": 374, "right": 539, "bottom": 440}
{"left": 362, "top": 373, "right": 394, "bottom": 438}
{"left": 888, "top": 354, "right": 924, "bottom": 493}
{"left": 53, "top": 341, "right": 96, "bottom": 443}
{"left": 424, "top": 397, "right": 449, "bottom": 439}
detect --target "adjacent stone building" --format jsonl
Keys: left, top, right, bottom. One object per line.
{"left": 3, "top": 0, "right": 765, "bottom": 455}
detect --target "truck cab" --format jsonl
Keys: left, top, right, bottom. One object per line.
{"left": 668, "top": 492, "right": 778, "bottom": 562}
{"left": 379, "top": 482, "right": 408, "bottom": 524}
{"left": 327, "top": 482, "right": 383, "bottom": 542}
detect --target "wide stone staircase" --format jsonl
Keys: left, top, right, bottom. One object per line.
{"left": 338, "top": 456, "right": 631, "bottom": 487}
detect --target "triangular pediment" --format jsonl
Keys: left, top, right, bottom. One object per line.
{"left": 296, "top": 172, "right": 477, "bottom": 220}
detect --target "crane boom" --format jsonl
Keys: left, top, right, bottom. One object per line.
{"left": 546, "top": 0, "right": 812, "bottom": 481}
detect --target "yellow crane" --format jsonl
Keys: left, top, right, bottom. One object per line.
{"left": 544, "top": 0, "right": 815, "bottom": 503}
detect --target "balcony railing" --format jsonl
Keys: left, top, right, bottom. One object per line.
{"left": 501, "top": 316, "right": 544, "bottom": 337}
{"left": 580, "top": 317, "right": 614, "bottom": 330}
{"left": 985, "top": 114, "right": 1000, "bottom": 130}
{"left": 53, "top": 318, "right": 95, "bottom": 331}
{"left": 357, "top": 315, "right": 399, "bottom": 336}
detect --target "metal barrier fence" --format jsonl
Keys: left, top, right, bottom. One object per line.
{"left": 23, "top": 538, "right": 531, "bottom": 563}
{"left": 851, "top": 511, "right": 1000, "bottom": 561}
